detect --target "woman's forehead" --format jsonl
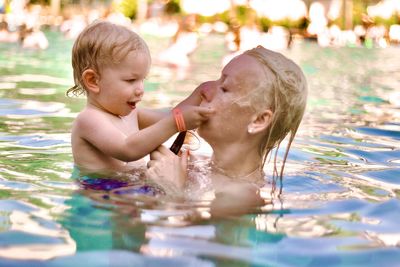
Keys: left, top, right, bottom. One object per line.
{"left": 223, "top": 55, "right": 264, "bottom": 76}
{"left": 222, "top": 55, "right": 265, "bottom": 86}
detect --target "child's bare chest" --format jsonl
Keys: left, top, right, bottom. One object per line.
{"left": 111, "top": 113, "right": 139, "bottom": 135}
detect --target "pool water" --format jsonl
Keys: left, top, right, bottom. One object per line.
{"left": 0, "top": 30, "right": 399, "bottom": 266}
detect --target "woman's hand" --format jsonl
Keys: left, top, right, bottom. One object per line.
{"left": 147, "top": 145, "right": 189, "bottom": 195}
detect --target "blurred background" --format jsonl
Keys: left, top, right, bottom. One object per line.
{"left": 1, "top": 0, "right": 400, "bottom": 51}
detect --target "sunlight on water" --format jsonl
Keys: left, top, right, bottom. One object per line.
{"left": 0, "top": 31, "right": 399, "bottom": 266}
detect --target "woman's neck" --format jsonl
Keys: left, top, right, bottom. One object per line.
{"left": 210, "top": 142, "right": 263, "bottom": 181}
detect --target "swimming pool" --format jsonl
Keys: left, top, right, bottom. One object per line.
{"left": 0, "top": 30, "right": 399, "bottom": 266}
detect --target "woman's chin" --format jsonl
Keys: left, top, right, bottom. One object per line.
{"left": 197, "top": 127, "right": 217, "bottom": 144}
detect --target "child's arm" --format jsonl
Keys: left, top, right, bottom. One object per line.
{"left": 138, "top": 108, "right": 169, "bottom": 129}
{"left": 78, "top": 105, "right": 214, "bottom": 162}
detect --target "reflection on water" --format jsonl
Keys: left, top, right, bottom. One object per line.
{"left": 0, "top": 31, "right": 399, "bottom": 266}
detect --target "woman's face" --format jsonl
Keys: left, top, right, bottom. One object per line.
{"left": 197, "top": 54, "right": 266, "bottom": 144}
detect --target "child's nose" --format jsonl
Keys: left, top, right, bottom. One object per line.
{"left": 134, "top": 81, "right": 144, "bottom": 97}
{"left": 200, "top": 81, "right": 216, "bottom": 102}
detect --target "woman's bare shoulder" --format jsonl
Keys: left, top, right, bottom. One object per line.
{"left": 210, "top": 180, "right": 265, "bottom": 216}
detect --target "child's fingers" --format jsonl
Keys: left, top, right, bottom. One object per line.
{"left": 197, "top": 106, "right": 215, "bottom": 116}
{"left": 200, "top": 106, "right": 215, "bottom": 113}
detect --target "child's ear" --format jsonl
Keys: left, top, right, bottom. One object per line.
{"left": 247, "top": 109, "right": 273, "bottom": 134}
{"left": 82, "top": 69, "right": 99, "bottom": 93}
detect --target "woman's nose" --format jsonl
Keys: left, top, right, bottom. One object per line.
{"left": 200, "top": 81, "right": 216, "bottom": 102}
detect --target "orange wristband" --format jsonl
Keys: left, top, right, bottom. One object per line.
{"left": 172, "top": 108, "right": 186, "bottom": 132}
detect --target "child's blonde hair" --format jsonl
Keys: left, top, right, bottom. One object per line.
{"left": 67, "top": 20, "right": 150, "bottom": 96}
{"left": 245, "top": 46, "right": 308, "bottom": 193}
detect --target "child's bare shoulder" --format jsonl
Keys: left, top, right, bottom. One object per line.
{"left": 73, "top": 108, "right": 110, "bottom": 132}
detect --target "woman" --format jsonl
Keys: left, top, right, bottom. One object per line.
{"left": 147, "top": 46, "right": 308, "bottom": 213}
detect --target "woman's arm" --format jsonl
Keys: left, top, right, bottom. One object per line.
{"left": 146, "top": 146, "right": 266, "bottom": 216}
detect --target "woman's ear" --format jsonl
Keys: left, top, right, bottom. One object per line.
{"left": 247, "top": 109, "right": 273, "bottom": 134}
{"left": 82, "top": 69, "right": 100, "bottom": 93}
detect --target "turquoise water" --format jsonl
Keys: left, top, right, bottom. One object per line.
{"left": 0, "top": 30, "right": 399, "bottom": 266}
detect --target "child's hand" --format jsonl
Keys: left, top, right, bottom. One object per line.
{"left": 176, "top": 83, "right": 205, "bottom": 107}
{"left": 176, "top": 81, "right": 215, "bottom": 107}
{"left": 180, "top": 105, "right": 215, "bottom": 130}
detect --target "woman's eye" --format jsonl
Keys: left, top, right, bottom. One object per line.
{"left": 126, "top": 79, "right": 136, "bottom": 83}
{"left": 221, "top": 87, "right": 228, "bottom": 93}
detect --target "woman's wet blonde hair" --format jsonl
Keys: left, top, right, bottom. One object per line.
{"left": 244, "top": 46, "right": 308, "bottom": 194}
{"left": 67, "top": 20, "right": 150, "bottom": 97}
